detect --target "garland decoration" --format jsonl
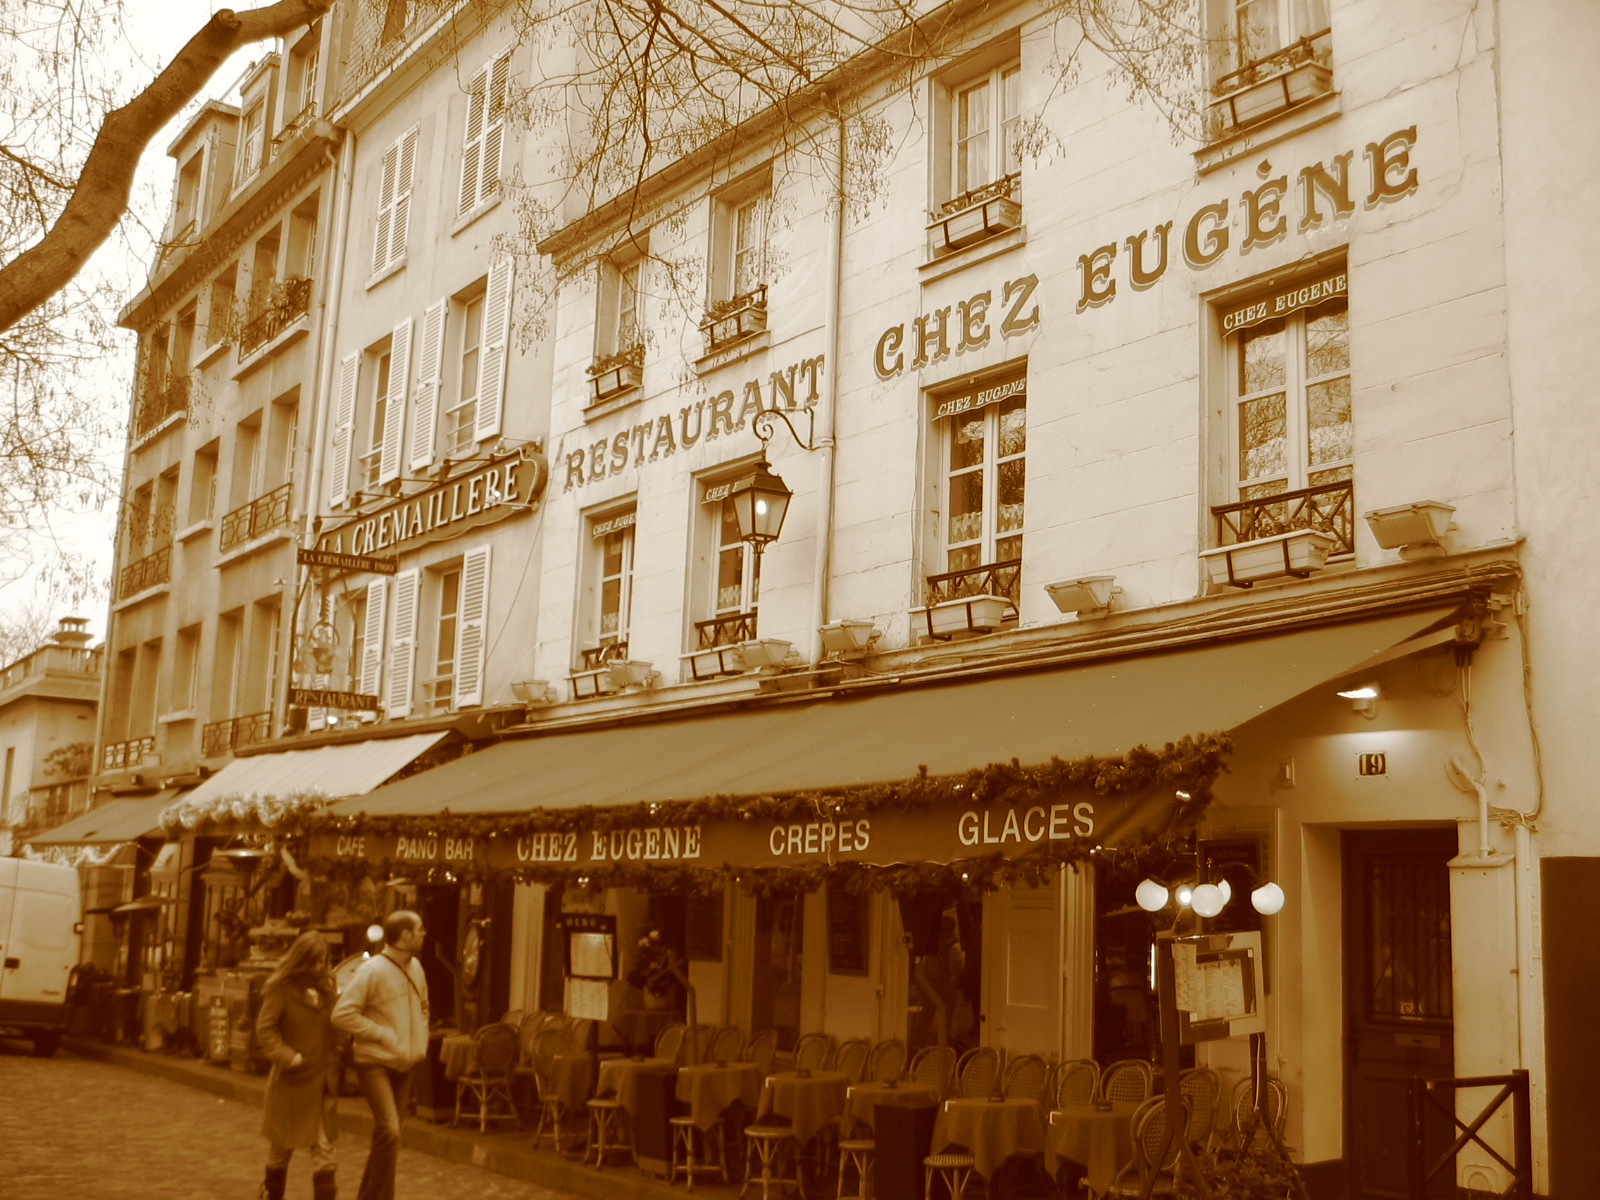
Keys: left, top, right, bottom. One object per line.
{"left": 161, "top": 788, "right": 331, "bottom": 837}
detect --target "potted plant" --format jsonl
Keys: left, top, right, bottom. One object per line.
{"left": 1175, "top": 1139, "right": 1303, "bottom": 1200}
{"left": 928, "top": 174, "right": 1022, "bottom": 254}
{"left": 626, "top": 930, "right": 679, "bottom": 1006}
{"left": 701, "top": 286, "right": 767, "bottom": 350}
{"left": 587, "top": 343, "right": 644, "bottom": 402}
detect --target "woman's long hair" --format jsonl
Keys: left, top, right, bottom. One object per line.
{"left": 265, "top": 930, "right": 336, "bottom": 998}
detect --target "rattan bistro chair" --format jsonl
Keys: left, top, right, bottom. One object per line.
{"left": 1001, "top": 1053, "right": 1050, "bottom": 1101}
{"left": 794, "top": 1032, "right": 834, "bottom": 1072}
{"left": 530, "top": 1025, "right": 578, "bottom": 1154}
{"left": 1231, "top": 1075, "right": 1288, "bottom": 1154}
{"left": 709, "top": 1024, "right": 745, "bottom": 1063}
{"left": 1178, "top": 1067, "right": 1221, "bottom": 1154}
{"left": 908, "top": 1045, "right": 957, "bottom": 1099}
{"left": 1054, "top": 1059, "right": 1100, "bottom": 1109}
{"left": 1107, "top": 1096, "right": 1189, "bottom": 1199}
{"left": 867, "top": 1038, "right": 908, "bottom": 1083}
{"left": 745, "top": 1028, "right": 780, "bottom": 1077}
{"left": 832, "top": 1038, "right": 871, "bottom": 1084}
{"left": 453, "top": 1022, "right": 522, "bottom": 1132}
{"left": 1098, "top": 1060, "right": 1155, "bottom": 1105}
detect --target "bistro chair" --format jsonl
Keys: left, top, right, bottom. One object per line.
{"left": 655, "top": 1022, "right": 688, "bottom": 1063}
{"left": 1053, "top": 1059, "right": 1101, "bottom": 1109}
{"left": 1098, "top": 1060, "right": 1154, "bottom": 1105}
{"left": 671, "top": 1107, "right": 732, "bottom": 1192}
{"left": 832, "top": 1038, "right": 871, "bottom": 1084}
{"left": 835, "top": 1129, "right": 875, "bottom": 1200}
{"left": 530, "top": 1025, "right": 579, "bottom": 1154}
{"left": 1107, "top": 1096, "right": 1189, "bottom": 1199}
{"left": 867, "top": 1037, "right": 908, "bottom": 1083}
{"left": 1178, "top": 1067, "right": 1222, "bottom": 1154}
{"left": 794, "top": 1032, "right": 834, "bottom": 1072}
{"left": 955, "top": 1046, "right": 1002, "bottom": 1098}
{"left": 690, "top": 1022, "right": 719, "bottom": 1065}
{"left": 585, "top": 1088, "right": 632, "bottom": 1169}
{"left": 710, "top": 1024, "right": 745, "bottom": 1063}
{"left": 742, "top": 1121, "right": 805, "bottom": 1199}
{"left": 909, "top": 1045, "right": 957, "bottom": 1099}
{"left": 1001, "top": 1053, "right": 1050, "bottom": 1101}
{"left": 500, "top": 1007, "right": 525, "bottom": 1029}
{"left": 745, "top": 1028, "right": 781, "bottom": 1077}
{"left": 1231, "top": 1075, "right": 1288, "bottom": 1154}
{"left": 453, "top": 1022, "right": 522, "bottom": 1132}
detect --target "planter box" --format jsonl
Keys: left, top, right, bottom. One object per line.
{"left": 1200, "top": 529, "right": 1336, "bottom": 589}
{"left": 589, "top": 362, "right": 642, "bottom": 402}
{"left": 682, "top": 645, "right": 746, "bottom": 681}
{"left": 703, "top": 303, "right": 767, "bottom": 350}
{"left": 912, "top": 594, "right": 1011, "bottom": 640}
{"left": 737, "top": 638, "right": 793, "bottom": 669}
{"left": 1212, "top": 60, "right": 1332, "bottom": 131}
{"left": 818, "top": 620, "right": 878, "bottom": 655}
{"left": 929, "top": 194, "right": 1021, "bottom": 254}
{"left": 569, "top": 667, "right": 621, "bottom": 700}
{"left": 607, "top": 659, "right": 656, "bottom": 689}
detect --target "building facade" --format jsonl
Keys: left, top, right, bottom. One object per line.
{"left": 0, "top": 619, "right": 100, "bottom": 853}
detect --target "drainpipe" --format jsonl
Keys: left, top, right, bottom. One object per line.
{"left": 808, "top": 113, "right": 845, "bottom": 663}
{"left": 305, "top": 129, "right": 356, "bottom": 544}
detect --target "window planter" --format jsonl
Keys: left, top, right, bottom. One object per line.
{"left": 912, "top": 594, "right": 1011, "bottom": 641}
{"left": 701, "top": 287, "right": 767, "bottom": 351}
{"left": 737, "top": 638, "right": 793, "bottom": 669}
{"left": 682, "top": 645, "right": 746, "bottom": 681}
{"left": 569, "top": 667, "right": 621, "bottom": 700}
{"left": 606, "top": 659, "right": 656, "bottom": 689}
{"left": 818, "top": 620, "right": 878, "bottom": 655}
{"left": 928, "top": 177, "right": 1022, "bottom": 255}
{"left": 1200, "top": 528, "right": 1336, "bottom": 589}
{"left": 1211, "top": 60, "right": 1332, "bottom": 134}
{"left": 589, "top": 361, "right": 642, "bottom": 402}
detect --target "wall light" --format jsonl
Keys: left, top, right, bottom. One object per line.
{"left": 818, "top": 620, "right": 878, "bottom": 655}
{"left": 1044, "top": 575, "right": 1121, "bottom": 617}
{"left": 511, "top": 680, "right": 557, "bottom": 706}
{"left": 1364, "top": 500, "right": 1455, "bottom": 559}
{"left": 1337, "top": 683, "right": 1380, "bottom": 718}
{"left": 1135, "top": 873, "right": 1285, "bottom": 918}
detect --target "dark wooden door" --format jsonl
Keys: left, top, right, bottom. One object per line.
{"left": 1344, "top": 829, "right": 1456, "bottom": 1200}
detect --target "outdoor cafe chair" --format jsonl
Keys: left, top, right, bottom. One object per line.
{"left": 794, "top": 1032, "right": 834, "bottom": 1072}
{"left": 1178, "top": 1067, "right": 1221, "bottom": 1154}
{"left": 745, "top": 1028, "right": 780, "bottom": 1077}
{"left": 1002, "top": 1053, "right": 1050, "bottom": 1101}
{"left": 1098, "top": 1060, "right": 1154, "bottom": 1106}
{"left": 866, "top": 1037, "right": 907, "bottom": 1083}
{"left": 1107, "top": 1095, "right": 1189, "bottom": 1199}
{"left": 453, "top": 1022, "right": 522, "bottom": 1132}
{"left": 909, "top": 1044, "right": 957, "bottom": 1099}
{"left": 1053, "top": 1059, "right": 1100, "bottom": 1110}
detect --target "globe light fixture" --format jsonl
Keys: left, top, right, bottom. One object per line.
{"left": 1135, "top": 878, "right": 1170, "bottom": 912}
{"left": 1190, "top": 883, "right": 1227, "bottom": 918}
{"left": 1250, "top": 881, "right": 1286, "bottom": 915}
{"left": 1174, "top": 883, "right": 1194, "bottom": 908}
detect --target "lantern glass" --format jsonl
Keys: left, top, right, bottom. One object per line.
{"left": 729, "top": 459, "right": 792, "bottom": 548}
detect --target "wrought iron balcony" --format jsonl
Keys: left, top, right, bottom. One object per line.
{"left": 579, "top": 640, "right": 630, "bottom": 670}
{"left": 100, "top": 735, "right": 156, "bottom": 772}
{"left": 134, "top": 375, "right": 190, "bottom": 439}
{"left": 238, "top": 276, "right": 313, "bottom": 354}
{"left": 117, "top": 545, "right": 172, "bottom": 600}
{"left": 695, "top": 611, "right": 757, "bottom": 649}
{"left": 925, "top": 558, "right": 1023, "bottom": 608}
{"left": 1211, "top": 478, "right": 1355, "bottom": 556}
{"left": 218, "top": 482, "right": 293, "bottom": 553}
{"left": 201, "top": 711, "right": 272, "bottom": 758}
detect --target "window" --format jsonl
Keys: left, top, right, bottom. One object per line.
{"left": 372, "top": 128, "right": 418, "bottom": 277}
{"left": 715, "top": 497, "right": 759, "bottom": 620}
{"left": 188, "top": 441, "right": 219, "bottom": 525}
{"left": 175, "top": 151, "right": 204, "bottom": 234}
{"left": 711, "top": 183, "right": 771, "bottom": 305}
{"left": 235, "top": 99, "right": 267, "bottom": 187}
{"left": 446, "top": 292, "right": 484, "bottom": 457}
{"left": 937, "top": 374, "right": 1026, "bottom": 589}
{"left": 1226, "top": 0, "right": 1329, "bottom": 74}
{"left": 426, "top": 567, "right": 462, "bottom": 712}
{"left": 381, "top": 0, "right": 410, "bottom": 44}
{"left": 360, "top": 349, "right": 392, "bottom": 492}
{"left": 458, "top": 52, "right": 510, "bottom": 217}
{"left": 1217, "top": 268, "right": 1352, "bottom": 551}
{"left": 173, "top": 625, "right": 201, "bottom": 711}
{"left": 383, "top": 547, "right": 488, "bottom": 719}
{"left": 267, "top": 392, "right": 299, "bottom": 490}
{"left": 207, "top": 264, "right": 238, "bottom": 347}
{"left": 126, "top": 482, "right": 154, "bottom": 558}
{"left": 953, "top": 63, "right": 1020, "bottom": 198}
{"left": 580, "top": 510, "right": 636, "bottom": 662}
{"left": 596, "top": 256, "right": 643, "bottom": 359}
{"left": 287, "top": 27, "right": 320, "bottom": 125}
{"left": 232, "top": 411, "right": 263, "bottom": 508}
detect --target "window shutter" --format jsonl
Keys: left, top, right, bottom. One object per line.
{"left": 386, "top": 569, "right": 418, "bottom": 718}
{"left": 379, "top": 318, "right": 411, "bottom": 484}
{"left": 389, "top": 129, "right": 417, "bottom": 269}
{"left": 482, "top": 54, "right": 509, "bottom": 202}
{"left": 305, "top": 669, "right": 328, "bottom": 733}
{"left": 458, "top": 66, "right": 487, "bottom": 216}
{"left": 410, "top": 299, "right": 447, "bottom": 470}
{"left": 474, "top": 256, "right": 513, "bottom": 441}
{"left": 453, "top": 545, "right": 491, "bottom": 708}
{"left": 372, "top": 142, "right": 397, "bottom": 277}
{"left": 360, "top": 578, "right": 388, "bottom": 699}
{"left": 328, "top": 352, "right": 359, "bottom": 508}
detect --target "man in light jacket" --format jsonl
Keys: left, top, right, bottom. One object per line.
{"left": 332, "top": 910, "right": 430, "bottom": 1200}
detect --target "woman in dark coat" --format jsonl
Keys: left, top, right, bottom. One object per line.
{"left": 255, "top": 931, "right": 342, "bottom": 1200}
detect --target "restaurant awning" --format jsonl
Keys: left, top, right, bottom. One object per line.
{"left": 26, "top": 789, "right": 183, "bottom": 846}
{"left": 331, "top": 606, "right": 1456, "bottom": 820}
{"left": 180, "top": 731, "right": 450, "bottom": 808}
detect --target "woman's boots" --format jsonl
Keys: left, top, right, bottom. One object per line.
{"left": 259, "top": 1165, "right": 288, "bottom": 1200}
{"left": 311, "top": 1169, "right": 337, "bottom": 1200}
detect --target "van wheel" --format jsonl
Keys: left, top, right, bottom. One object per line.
{"left": 31, "top": 1032, "right": 60, "bottom": 1058}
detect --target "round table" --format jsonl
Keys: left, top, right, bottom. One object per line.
{"left": 595, "top": 1055, "right": 679, "bottom": 1115}
{"left": 756, "top": 1070, "right": 852, "bottom": 1145}
{"left": 677, "top": 1061, "right": 763, "bottom": 1130}
{"left": 930, "top": 1097, "right": 1048, "bottom": 1180}
{"left": 1046, "top": 1102, "right": 1139, "bottom": 1195}
{"left": 439, "top": 1032, "right": 476, "bottom": 1081}
{"left": 844, "top": 1080, "right": 941, "bottom": 1132}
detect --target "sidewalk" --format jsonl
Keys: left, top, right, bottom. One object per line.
{"left": 62, "top": 1038, "right": 710, "bottom": 1200}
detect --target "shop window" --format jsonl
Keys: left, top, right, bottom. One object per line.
{"left": 752, "top": 893, "right": 804, "bottom": 1051}
{"left": 1211, "top": 265, "right": 1352, "bottom": 555}
{"left": 902, "top": 894, "right": 983, "bottom": 1057}
{"left": 458, "top": 50, "right": 510, "bottom": 217}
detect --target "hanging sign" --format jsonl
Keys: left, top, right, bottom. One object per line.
{"left": 298, "top": 548, "right": 399, "bottom": 574}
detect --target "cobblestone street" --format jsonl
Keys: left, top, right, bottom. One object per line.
{"left": 0, "top": 1041, "right": 579, "bottom": 1200}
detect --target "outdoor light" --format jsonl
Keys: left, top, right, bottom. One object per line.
{"left": 728, "top": 457, "right": 793, "bottom": 553}
{"left": 1135, "top": 873, "right": 1285, "bottom": 918}
{"left": 1337, "top": 683, "right": 1380, "bottom": 718}
{"left": 1190, "top": 883, "right": 1227, "bottom": 918}
{"left": 1043, "top": 575, "right": 1120, "bottom": 617}
{"left": 1250, "top": 882, "right": 1286, "bottom": 915}
{"left": 1364, "top": 500, "right": 1455, "bottom": 558}
{"left": 1173, "top": 883, "right": 1194, "bottom": 908}
{"left": 1135, "top": 878, "right": 1170, "bottom": 912}
{"left": 366, "top": 924, "right": 384, "bottom": 944}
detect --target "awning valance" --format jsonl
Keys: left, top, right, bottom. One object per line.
{"left": 180, "top": 731, "right": 450, "bottom": 808}
{"left": 26, "top": 789, "right": 183, "bottom": 846}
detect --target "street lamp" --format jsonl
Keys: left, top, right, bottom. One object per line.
{"left": 728, "top": 407, "right": 817, "bottom": 553}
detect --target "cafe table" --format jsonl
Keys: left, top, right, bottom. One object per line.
{"left": 843, "top": 1080, "right": 941, "bottom": 1133}
{"left": 756, "top": 1069, "right": 852, "bottom": 1145}
{"left": 439, "top": 1031, "right": 477, "bottom": 1081}
{"left": 929, "top": 1096, "right": 1048, "bottom": 1181}
{"left": 1045, "top": 1101, "right": 1140, "bottom": 1197}
{"left": 676, "top": 1061, "right": 763, "bottom": 1130}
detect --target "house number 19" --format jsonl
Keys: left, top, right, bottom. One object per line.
{"left": 1358, "top": 753, "right": 1388, "bottom": 776}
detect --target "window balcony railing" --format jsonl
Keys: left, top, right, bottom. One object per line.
{"left": 701, "top": 286, "right": 767, "bottom": 352}
{"left": 696, "top": 611, "right": 757, "bottom": 649}
{"left": 925, "top": 558, "right": 1023, "bottom": 608}
{"left": 274, "top": 102, "right": 317, "bottom": 151}
{"left": 1211, "top": 478, "right": 1355, "bottom": 556}
{"left": 218, "top": 482, "right": 293, "bottom": 553}
{"left": 238, "top": 276, "right": 313, "bottom": 354}
{"left": 201, "top": 711, "right": 273, "bottom": 758}
{"left": 100, "top": 735, "right": 156, "bottom": 772}
{"left": 118, "top": 545, "right": 172, "bottom": 600}
{"left": 579, "top": 640, "right": 630, "bottom": 670}
{"left": 134, "top": 375, "right": 190, "bottom": 439}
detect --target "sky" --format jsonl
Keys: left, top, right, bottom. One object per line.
{"left": 0, "top": 2, "right": 263, "bottom": 644}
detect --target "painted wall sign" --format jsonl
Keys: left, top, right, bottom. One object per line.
{"left": 874, "top": 274, "right": 1040, "bottom": 380}
{"left": 317, "top": 450, "right": 546, "bottom": 560}
{"left": 561, "top": 354, "right": 825, "bottom": 493}
{"left": 298, "top": 548, "right": 399, "bottom": 575}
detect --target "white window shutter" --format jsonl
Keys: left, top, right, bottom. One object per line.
{"left": 410, "top": 299, "right": 447, "bottom": 470}
{"left": 482, "top": 54, "right": 509, "bottom": 201}
{"left": 474, "top": 256, "right": 513, "bottom": 441}
{"left": 390, "top": 129, "right": 417, "bottom": 268}
{"left": 372, "top": 142, "right": 397, "bottom": 277}
{"left": 328, "top": 352, "right": 359, "bottom": 508}
{"left": 305, "top": 672, "right": 328, "bottom": 732}
{"left": 453, "top": 545, "right": 491, "bottom": 708}
{"left": 379, "top": 318, "right": 411, "bottom": 484}
{"left": 360, "top": 578, "right": 388, "bottom": 699}
{"left": 386, "top": 569, "right": 418, "bottom": 718}
{"left": 458, "top": 67, "right": 486, "bottom": 216}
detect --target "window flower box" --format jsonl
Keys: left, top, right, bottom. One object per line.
{"left": 1210, "top": 32, "right": 1333, "bottom": 136}
{"left": 701, "top": 287, "right": 767, "bottom": 351}
{"left": 569, "top": 667, "right": 621, "bottom": 700}
{"left": 1200, "top": 528, "right": 1336, "bottom": 589}
{"left": 911, "top": 594, "right": 1011, "bottom": 640}
{"left": 682, "top": 644, "right": 746, "bottom": 681}
{"left": 607, "top": 659, "right": 657, "bottom": 689}
{"left": 587, "top": 345, "right": 644, "bottom": 402}
{"left": 928, "top": 176, "right": 1021, "bottom": 255}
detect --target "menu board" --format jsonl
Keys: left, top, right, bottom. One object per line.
{"left": 826, "top": 884, "right": 870, "bottom": 976}
{"left": 1170, "top": 930, "right": 1266, "bottom": 1043}
{"left": 566, "top": 977, "right": 611, "bottom": 1021}
{"left": 560, "top": 912, "right": 618, "bottom": 980}
{"left": 686, "top": 891, "right": 723, "bottom": 962}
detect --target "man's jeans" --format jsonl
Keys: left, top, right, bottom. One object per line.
{"left": 355, "top": 1064, "right": 414, "bottom": 1200}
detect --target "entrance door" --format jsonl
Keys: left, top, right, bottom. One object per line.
{"left": 1344, "top": 829, "right": 1456, "bottom": 1200}
{"left": 987, "top": 877, "right": 1060, "bottom": 1056}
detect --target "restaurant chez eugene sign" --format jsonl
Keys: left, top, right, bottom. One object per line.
{"left": 316, "top": 450, "right": 547, "bottom": 559}
{"left": 308, "top": 787, "right": 1166, "bottom": 872}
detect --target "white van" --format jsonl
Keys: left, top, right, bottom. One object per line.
{"left": 0, "top": 857, "right": 82, "bottom": 1056}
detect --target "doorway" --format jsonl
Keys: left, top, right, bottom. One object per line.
{"left": 1343, "top": 829, "right": 1456, "bottom": 1200}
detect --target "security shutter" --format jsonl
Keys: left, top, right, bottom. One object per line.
{"left": 378, "top": 317, "right": 411, "bottom": 484}
{"left": 473, "top": 257, "right": 513, "bottom": 442}
{"left": 453, "top": 545, "right": 491, "bottom": 708}
{"left": 410, "top": 299, "right": 447, "bottom": 470}
{"left": 386, "top": 568, "right": 419, "bottom": 719}
{"left": 328, "top": 352, "right": 359, "bottom": 508}
{"left": 360, "top": 578, "right": 388, "bottom": 699}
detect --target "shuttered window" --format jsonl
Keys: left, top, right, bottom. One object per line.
{"left": 372, "top": 127, "right": 418, "bottom": 277}
{"left": 378, "top": 318, "right": 412, "bottom": 485}
{"left": 386, "top": 569, "right": 419, "bottom": 718}
{"left": 454, "top": 545, "right": 491, "bottom": 708}
{"left": 328, "top": 352, "right": 359, "bottom": 508}
{"left": 473, "top": 258, "right": 513, "bottom": 442}
{"left": 410, "top": 298, "right": 448, "bottom": 470}
{"left": 458, "top": 52, "right": 510, "bottom": 217}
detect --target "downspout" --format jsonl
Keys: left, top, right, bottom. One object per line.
{"left": 305, "top": 128, "right": 356, "bottom": 546}
{"left": 807, "top": 112, "right": 845, "bottom": 662}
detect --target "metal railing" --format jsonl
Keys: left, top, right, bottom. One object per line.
{"left": 1214, "top": 28, "right": 1333, "bottom": 96}
{"left": 238, "top": 276, "right": 312, "bottom": 354}
{"left": 580, "top": 640, "right": 630, "bottom": 669}
{"left": 101, "top": 735, "right": 156, "bottom": 772}
{"left": 218, "top": 482, "right": 293, "bottom": 552}
{"left": 118, "top": 545, "right": 172, "bottom": 600}
{"left": 925, "top": 557, "right": 1023, "bottom": 608}
{"left": 134, "top": 375, "right": 190, "bottom": 439}
{"left": 1409, "top": 1070, "right": 1531, "bottom": 1200}
{"left": 201, "top": 711, "right": 273, "bottom": 758}
{"left": 1211, "top": 478, "right": 1354, "bottom": 555}
{"left": 696, "top": 611, "right": 757, "bottom": 648}
{"left": 936, "top": 171, "right": 1021, "bottom": 218}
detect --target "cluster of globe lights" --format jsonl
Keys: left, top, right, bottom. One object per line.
{"left": 1134, "top": 875, "right": 1286, "bottom": 918}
